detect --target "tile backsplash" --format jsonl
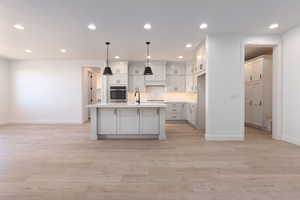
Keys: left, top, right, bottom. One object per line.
{"left": 128, "top": 92, "right": 197, "bottom": 103}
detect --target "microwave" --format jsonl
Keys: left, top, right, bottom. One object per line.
{"left": 109, "top": 86, "right": 127, "bottom": 102}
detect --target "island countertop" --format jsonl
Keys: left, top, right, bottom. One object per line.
{"left": 86, "top": 103, "right": 167, "bottom": 108}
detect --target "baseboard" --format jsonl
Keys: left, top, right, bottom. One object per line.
{"left": 282, "top": 135, "right": 300, "bottom": 146}
{"left": 7, "top": 120, "right": 83, "bottom": 125}
{"left": 205, "top": 134, "right": 244, "bottom": 141}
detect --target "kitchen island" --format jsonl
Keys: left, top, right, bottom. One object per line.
{"left": 86, "top": 103, "right": 167, "bottom": 140}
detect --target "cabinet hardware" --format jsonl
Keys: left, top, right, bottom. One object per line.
{"left": 259, "top": 100, "right": 262, "bottom": 106}
{"left": 260, "top": 74, "right": 262, "bottom": 79}
{"left": 250, "top": 76, "right": 252, "bottom": 81}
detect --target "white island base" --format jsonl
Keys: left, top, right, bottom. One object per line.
{"left": 87, "top": 103, "right": 167, "bottom": 140}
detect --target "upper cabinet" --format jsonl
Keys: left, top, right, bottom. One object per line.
{"left": 110, "top": 61, "right": 128, "bottom": 74}
{"left": 166, "top": 62, "right": 186, "bottom": 75}
{"left": 144, "top": 61, "right": 166, "bottom": 83}
{"left": 107, "top": 62, "right": 128, "bottom": 86}
{"left": 195, "top": 40, "right": 207, "bottom": 75}
{"left": 128, "top": 62, "right": 144, "bottom": 75}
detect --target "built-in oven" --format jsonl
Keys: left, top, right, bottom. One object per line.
{"left": 109, "top": 86, "right": 127, "bottom": 102}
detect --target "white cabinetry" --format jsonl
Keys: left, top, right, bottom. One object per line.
{"left": 108, "top": 62, "right": 128, "bottom": 86}
{"left": 166, "top": 75, "right": 186, "bottom": 92}
{"left": 245, "top": 55, "right": 272, "bottom": 130}
{"left": 129, "top": 75, "right": 145, "bottom": 92}
{"left": 185, "top": 103, "right": 197, "bottom": 126}
{"left": 145, "top": 61, "right": 166, "bottom": 84}
{"left": 117, "top": 109, "right": 139, "bottom": 134}
{"left": 166, "top": 62, "right": 185, "bottom": 75}
{"left": 139, "top": 109, "right": 160, "bottom": 134}
{"left": 166, "top": 103, "right": 185, "bottom": 120}
{"left": 128, "top": 62, "right": 145, "bottom": 92}
{"left": 98, "top": 109, "right": 117, "bottom": 134}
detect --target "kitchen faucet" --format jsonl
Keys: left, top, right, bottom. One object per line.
{"left": 134, "top": 88, "right": 141, "bottom": 104}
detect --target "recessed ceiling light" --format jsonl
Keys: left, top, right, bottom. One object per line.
{"left": 13, "top": 24, "right": 24, "bottom": 30}
{"left": 25, "top": 49, "right": 32, "bottom": 53}
{"left": 60, "top": 49, "right": 67, "bottom": 53}
{"left": 197, "top": 55, "right": 202, "bottom": 59}
{"left": 200, "top": 23, "right": 208, "bottom": 29}
{"left": 147, "top": 56, "right": 151, "bottom": 59}
{"left": 269, "top": 23, "right": 279, "bottom": 29}
{"left": 178, "top": 56, "right": 183, "bottom": 59}
{"left": 114, "top": 56, "right": 120, "bottom": 59}
{"left": 88, "top": 23, "right": 96, "bottom": 30}
{"left": 186, "top": 43, "right": 192, "bottom": 48}
{"left": 144, "top": 23, "right": 151, "bottom": 30}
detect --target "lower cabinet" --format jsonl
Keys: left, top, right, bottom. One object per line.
{"left": 166, "top": 103, "right": 185, "bottom": 120}
{"left": 117, "top": 109, "right": 139, "bottom": 134}
{"left": 99, "top": 109, "right": 117, "bottom": 134}
{"left": 139, "top": 109, "right": 160, "bottom": 134}
{"left": 98, "top": 108, "right": 160, "bottom": 135}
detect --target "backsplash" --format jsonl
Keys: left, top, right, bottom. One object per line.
{"left": 128, "top": 92, "right": 197, "bottom": 103}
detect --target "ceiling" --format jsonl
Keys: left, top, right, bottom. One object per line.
{"left": 1, "top": 0, "right": 300, "bottom": 61}
{"left": 245, "top": 46, "right": 273, "bottom": 60}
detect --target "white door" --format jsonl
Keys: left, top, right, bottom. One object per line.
{"left": 197, "top": 75, "right": 206, "bottom": 129}
{"left": 140, "top": 109, "right": 159, "bottom": 134}
{"left": 99, "top": 109, "right": 117, "bottom": 134}
{"left": 117, "top": 109, "right": 139, "bottom": 134}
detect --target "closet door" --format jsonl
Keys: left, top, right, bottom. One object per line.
{"left": 252, "top": 82, "right": 263, "bottom": 126}
{"left": 252, "top": 59, "right": 263, "bottom": 81}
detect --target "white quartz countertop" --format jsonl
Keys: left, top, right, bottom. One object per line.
{"left": 86, "top": 103, "right": 167, "bottom": 108}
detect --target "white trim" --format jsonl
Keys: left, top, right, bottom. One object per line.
{"left": 282, "top": 135, "right": 300, "bottom": 146}
{"left": 7, "top": 120, "right": 84, "bottom": 125}
{"left": 206, "top": 134, "right": 244, "bottom": 141}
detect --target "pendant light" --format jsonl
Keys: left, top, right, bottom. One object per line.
{"left": 144, "top": 41, "right": 153, "bottom": 75}
{"left": 103, "top": 42, "right": 113, "bottom": 75}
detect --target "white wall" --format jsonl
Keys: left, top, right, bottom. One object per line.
{"left": 206, "top": 34, "right": 245, "bottom": 140}
{"left": 282, "top": 25, "right": 300, "bottom": 145}
{"left": 206, "top": 34, "right": 282, "bottom": 141}
{"left": 0, "top": 58, "right": 9, "bottom": 125}
{"left": 9, "top": 60, "right": 104, "bottom": 124}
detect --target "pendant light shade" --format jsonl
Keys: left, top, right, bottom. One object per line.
{"left": 144, "top": 41, "right": 153, "bottom": 75}
{"left": 103, "top": 42, "right": 113, "bottom": 76}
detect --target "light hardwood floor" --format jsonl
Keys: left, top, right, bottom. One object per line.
{"left": 0, "top": 122, "right": 300, "bottom": 200}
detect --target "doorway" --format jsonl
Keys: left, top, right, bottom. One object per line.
{"left": 197, "top": 74, "right": 206, "bottom": 131}
{"left": 244, "top": 45, "right": 273, "bottom": 137}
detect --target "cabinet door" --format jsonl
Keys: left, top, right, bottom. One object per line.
{"left": 117, "top": 109, "right": 139, "bottom": 134}
{"left": 245, "top": 62, "right": 253, "bottom": 82}
{"left": 166, "top": 62, "right": 185, "bottom": 75}
{"left": 252, "top": 59, "right": 263, "bottom": 81}
{"left": 129, "top": 75, "right": 145, "bottom": 92}
{"left": 99, "top": 109, "right": 117, "bottom": 134}
{"left": 140, "top": 109, "right": 159, "bottom": 134}
{"left": 108, "top": 74, "right": 128, "bottom": 85}
{"left": 145, "top": 62, "right": 166, "bottom": 82}
{"left": 129, "top": 65, "right": 144, "bottom": 75}
{"left": 252, "top": 82, "right": 263, "bottom": 126}
{"left": 185, "top": 62, "right": 194, "bottom": 75}
{"left": 185, "top": 75, "right": 194, "bottom": 92}
{"left": 166, "top": 76, "right": 185, "bottom": 92}
{"left": 111, "top": 62, "right": 128, "bottom": 74}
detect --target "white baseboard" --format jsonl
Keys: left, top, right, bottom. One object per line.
{"left": 282, "top": 135, "right": 300, "bottom": 146}
{"left": 7, "top": 120, "right": 83, "bottom": 125}
{"left": 205, "top": 134, "right": 244, "bottom": 141}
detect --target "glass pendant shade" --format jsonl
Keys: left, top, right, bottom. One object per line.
{"left": 103, "top": 42, "right": 113, "bottom": 76}
{"left": 144, "top": 41, "right": 153, "bottom": 76}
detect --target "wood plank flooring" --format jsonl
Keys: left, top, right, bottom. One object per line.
{"left": 0, "top": 122, "right": 300, "bottom": 200}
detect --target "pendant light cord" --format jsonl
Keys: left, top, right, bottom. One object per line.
{"left": 146, "top": 41, "right": 150, "bottom": 66}
{"left": 106, "top": 43, "right": 109, "bottom": 67}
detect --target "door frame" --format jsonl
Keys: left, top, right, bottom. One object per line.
{"left": 241, "top": 41, "right": 283, "bottom": 140}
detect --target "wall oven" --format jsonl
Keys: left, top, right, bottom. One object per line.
{"left": 109, "top": 86, "right": 127, "bottom": 102}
